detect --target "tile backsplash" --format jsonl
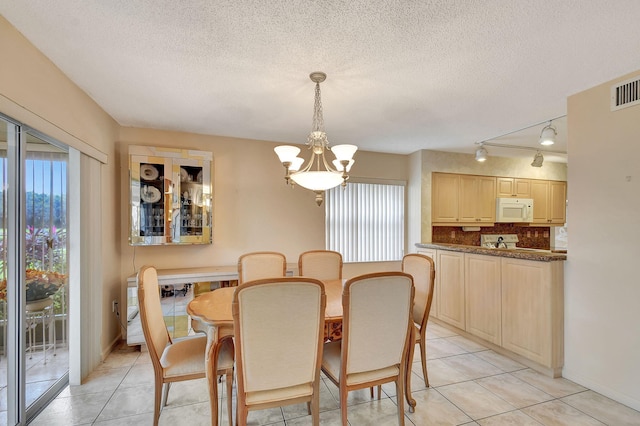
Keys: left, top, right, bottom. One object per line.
{"left": 432, "top": 224, "right": 551, "bottom": 249}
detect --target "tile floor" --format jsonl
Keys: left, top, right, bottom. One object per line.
{"left": 30, "top": 322, "right": 640, "bottom": 425}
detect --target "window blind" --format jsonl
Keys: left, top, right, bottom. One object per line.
{"left": 325, "top": 182, "right": 404, "bottom": 263}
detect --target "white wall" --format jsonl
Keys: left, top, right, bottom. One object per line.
{"left": 564, "top": 70, "right": 640, "bottom": 410}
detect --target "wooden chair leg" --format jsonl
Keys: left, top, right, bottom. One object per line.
{"left": 225, "top": 371, "right": 233, "bottom": 426}
{"left": 311, "top": 386, "right": 320, "bottom": 426}
{"left": 419, "top": 339, "right": 429, "bottom": 387}
{"left": 162, "top": 382, "right": 171, "bottom": 407}
{"left": 153, "top": 380, "right": 163, "bottom": 426}
{"left": 395, "top": 377, "right": 405, "bottom": 426}
{"left": 340, "top": 383, "right": 348, "bottom": 426}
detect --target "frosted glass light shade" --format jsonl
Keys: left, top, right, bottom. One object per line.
{"left": 333, "top": 159, "right": 354, "bottom": 172}
{"left": 475, "top": 147, "right": 488, "bottom": 162}
{"left": 290, "top": 157, "right": 305, "bottom": 171}
{"left": 291, "top": 171, "right": 344, "bottom": 191}
{"left": 539, "top": 126, "right": 556, "bottom": 146}
{"left": 331, "top": 144, "right": 358, "bottom": 161}
{"left": 274, "top": 145, "right": 301, "bottom": 163}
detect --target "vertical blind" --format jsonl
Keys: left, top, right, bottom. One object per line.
{"left": 325, "top": 182, "right": 405, "bottom": 263}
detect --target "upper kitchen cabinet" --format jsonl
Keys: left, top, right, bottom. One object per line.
{"left": 459, "top": 175, "right": 496, "bottom": 223}
{"left": 432, "top": 172, "right": 460, "bottom": 223}
{"left": 432, "top": 172, "right": 496, "bottom": 225}
{"left": 129, "top": 145, "right": 213, "bottom": 246}
{"left": 530, "top": 180, "right": 567, "bottom": 225}
{"left": 496, "top": 177, "right": 531, "bottom": 198}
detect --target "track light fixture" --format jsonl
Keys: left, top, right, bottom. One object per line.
{"left": 531, "top": 151, "right": 544, "bottom": 167}
{"left": 475, "top": 144, "right": 488, "bottom": 162}
{"left": 539, "top": 121, "right": 557, "bottom": 146}
{"left": 473, "top": 115, "right": 566, "bottom": 166}
{"left": 474, "top": 142, "right": 564, "bottom": 167}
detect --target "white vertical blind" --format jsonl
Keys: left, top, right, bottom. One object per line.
{"left": 326, "top": 182, "right": 404, "bottom": 262}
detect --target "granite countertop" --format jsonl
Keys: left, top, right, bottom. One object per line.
{"left": 416, "top": 243, "right": 567, "bottom": 261}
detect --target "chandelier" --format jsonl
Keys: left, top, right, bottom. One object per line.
{"left": 274, "top": 72, "right": 357, "bottom": 206}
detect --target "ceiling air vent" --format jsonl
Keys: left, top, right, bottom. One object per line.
{"left": 611, "top": 76, "right": 640, "bottom": 111}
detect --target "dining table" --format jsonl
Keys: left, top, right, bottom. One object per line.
{"left": 187, "top": 278, "right": 417, "bottom": 426}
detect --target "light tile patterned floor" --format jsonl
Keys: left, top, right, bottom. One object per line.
{"left": 29, "top": 322, "right": 640, "bottom": 425}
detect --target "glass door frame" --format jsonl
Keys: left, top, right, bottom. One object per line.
{"left": 2, "top": 113, "right": 70, "bottom": 425}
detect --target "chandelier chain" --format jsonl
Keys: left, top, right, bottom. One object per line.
{"left": 312, "top": 82, "right": 324, "bottom": 133}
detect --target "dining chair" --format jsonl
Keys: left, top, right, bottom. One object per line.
{"left": 298, "top": 249, "right": 343, "bottom": 280}
{"left": 232, "top": 277, "right": 326, "bottom": 426}
{"left": 237, "top": 251, "right": 287, "bottom": 284}
{"left": 321, "top": 272, "right": 414, "bottom": 426}
{"left": 137, "top": 266, "right": 234, "bottom": 426}
{"left": 402, "top": 253, "right": 436, "bottom": 387}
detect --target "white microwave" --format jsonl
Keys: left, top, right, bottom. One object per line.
{"left": 496, "top": 198, "right": 533, "bottom": 223}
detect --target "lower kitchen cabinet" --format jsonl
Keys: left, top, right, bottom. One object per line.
{"left": 501, "top": 257, "right": 564, "bottom": 372}
{"left": 436, "top": 251, "right": 465, "bottom": 329}
{"left": 419, "top": 246, "right": 565, "bottom": 376}
{"left": 465, "top": 254, "right": 501, "bottom": 345}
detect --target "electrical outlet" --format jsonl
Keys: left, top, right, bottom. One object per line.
{"left": 112, "top": 299, "right": 118, "bottom": 313}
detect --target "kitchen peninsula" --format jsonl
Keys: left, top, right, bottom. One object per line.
{"left": 416, "top": 242, "right": 566, "bottom": 377}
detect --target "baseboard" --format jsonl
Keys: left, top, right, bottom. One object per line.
{"left": 562, "top": 367, "right": 640, "bottom": 412}
{"left": 430, "top": 317, "right": 561, "bottom": 378}
{"left": 101, "top": 333, "right": 122, "bottom": 362}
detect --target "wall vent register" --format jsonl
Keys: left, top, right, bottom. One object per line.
{"left": 611, "top": 75, "right": 640, "bottom": 111}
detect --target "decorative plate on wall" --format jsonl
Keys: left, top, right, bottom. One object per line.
{"left": 140, "top": 164, "right": 159, "bottom": 180}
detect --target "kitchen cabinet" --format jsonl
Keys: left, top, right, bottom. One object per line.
{"left": 496, "top": 177, "right": 531, "bottom": 198}
{"left": 416, "top": 248, "right": 438, "bottom": 319}
{"left": 432, "top": 173, "right": 460, "bottom": 223}
{"left": 129, "top": 145, "right": 213, "bottom": 245}
{"left": 501, "top": 257, "right": 564, "bottom": 370}
{"left": 436, "top": 250, "right": 465, "bottom": 329}
{"left": 417, "top": 243, "right": 565, "bottom": 376}
{"left": 432, "top": 172, "right": 496, "bottom": 225}
{"left": 459, "top": 175, "right": 496, "bottom": 223}
{"left": 530, "top": 180, "right": 567, "bottom": 225}
{"left": 464, "top": 254, "right": 501, "bottom": 345}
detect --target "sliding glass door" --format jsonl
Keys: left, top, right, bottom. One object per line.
{"left": 1, "top": 115, "right": 69, "bottom": 425}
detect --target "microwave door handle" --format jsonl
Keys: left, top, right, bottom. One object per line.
{"left": 523, "top": 205, "right": 528, "bottom": 220}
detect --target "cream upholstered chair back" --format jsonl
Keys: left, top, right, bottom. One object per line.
{"left": 237, "top": 251, "right": 287, "bottom": 284}
{"left": 402, "top": 253, "right": 435, "bottom": 388}
{"left": 138, "top": 266, "right": 235, "bottom": 426}
{"left": 298, "top": 250, "right": 343, "bottom": 280}
{"left": 343, "top": 272, "right": 414, "bottom": 381}
{"left": 402, "top": 253, "right": 435, "bottom": 328}
{"left": 321, "top": 272, "right": 413, "bottom": 425}
{"left": 138, "top": 266, "right": 171, "bottom": 365}
{"left": 232, "top": 278, "right": 326, "bottom": 424}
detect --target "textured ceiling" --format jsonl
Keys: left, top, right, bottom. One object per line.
{"left": 2, "top": 1, "right": 640, "bottom": 162}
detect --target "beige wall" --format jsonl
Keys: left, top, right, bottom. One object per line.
{"left": 565, "top": 70, "right": 640, "bottom": 410}
{"left": 418, "top": 150, "right": 568, "bottom": 242}
{"left": 0, "top": 16, "right": 122, "bottom": 365}
{"left": 117, "top": 129, "right": 409, "bottom": 319}
{"left": 118, "top": 128, "right": 409, "bottom": 266}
